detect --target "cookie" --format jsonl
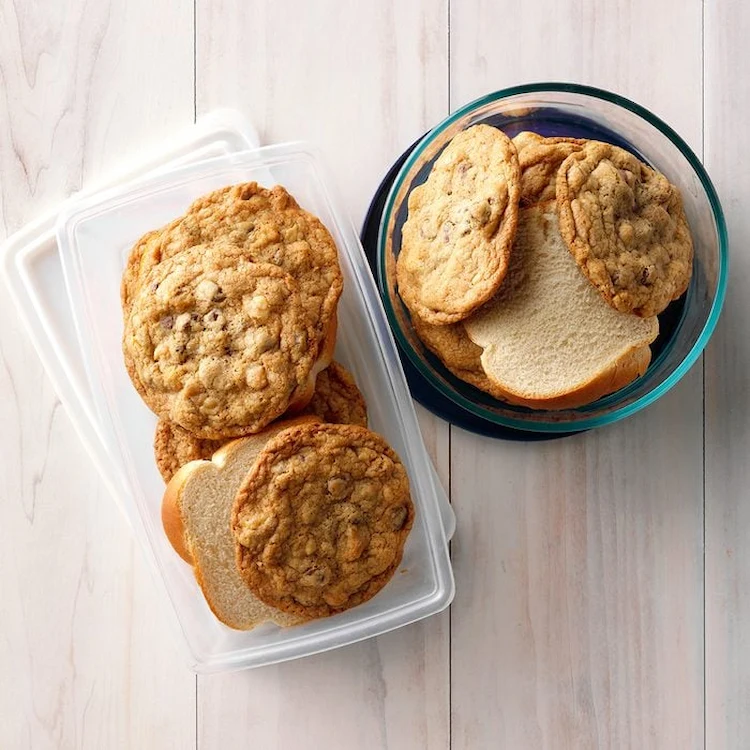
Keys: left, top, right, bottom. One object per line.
{"left": 122, "top": 182, "right": 343, "bottom": 358}
{"left": 410, "top": 313, "right": 509, "bottom": 401}
{"left": 556, "top": 141, "right": 693, "bottom": 317}
{"left": 154, "top": 420, "right": 225, "bottom": 483}
{"left": 512, "top": 131, "right": 586, "bottom": 206}
{"left": 396, "top": 124, "right": 520, "bottom": 325}
{"left": 124, "top": 243, "right": 316, "bottom": 438}
{"left": 232, "top": 422, "right": 414, "bottom": 619}
{"left": 302, "top": 361, "right": 368, "bottom": 427}
{"left": 154, "top": 361, "right": 368, "bottom": 482}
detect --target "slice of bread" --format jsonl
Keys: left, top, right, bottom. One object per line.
{"left": 463, "top": 203, "right": 659, "bottom": 410}
{"left": 162, "top": 415, "right": 319, "bottom": 630}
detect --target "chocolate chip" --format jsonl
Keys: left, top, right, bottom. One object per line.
{"left": 390, "top": 505, "right": 409, "bottom": 531}
{"left": 159, "top": 315, "right": 174, "bottom": 330}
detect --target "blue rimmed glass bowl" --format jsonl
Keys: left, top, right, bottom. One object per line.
{"left": 376, "top": 83, "right": 728, "bottom": 433}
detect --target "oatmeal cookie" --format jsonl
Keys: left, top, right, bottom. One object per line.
{"left": 124, "top": 243, "right": 315, "bottom": 438}
{"left": 121, "top": 182, "right": 343, "bottom": 357}
{"left": 396, "top": 124, "right": 520, "bottom": 324}
{"left": 154, "top": 362, "right": 367, "bottom": 482}
{"left": 302, "top": 361, "right": 367, "bottom": 427}
{"left": 512, "top": 131, "right": 587, "bottom": 205}
{"left": 154, "top": 420, "right": 225, "bottom": 483}
{"left": 232, "top": 422, "right": 414, "bottom": 619}
{"left": 410, "top": 313, "right": 508, "bottom": 401}
{"left": 556, "top": 140, "right": 693, "bottom": 317}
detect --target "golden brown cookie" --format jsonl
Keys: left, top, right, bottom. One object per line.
{"left": 512, "top": 131, "right": 586, "bottom": 206}
{"left": 154, "top": 420, "right": 225, "bottom": 483}
{"left": 124, "top": 243, "right": 315, "bottom": 438}
{"left": 396, "top": 124, "right": 520, "bottom": 325}
{"left": 302, "top": 361, "right": 368, "bottom": 427}
{"left": 232, "top": 422, "right": 414, "bottom": 619}
{"left": 410, "top": 313, "right": 508, "bottom": 401}
{"left": 154, "top": 362, "right": 368, "bottom": 482}
{"left": 556, "top": 141, "right": 693, "bottom": 317}
{"left": 122, "top": 182, "right": 343, "bottom": 359}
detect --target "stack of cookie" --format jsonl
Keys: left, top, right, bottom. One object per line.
{"left": 121, "top": 182, "right": 414, "bottom": 628}
{"left": 397, "top": 126, "right": 694, "bottom": 409}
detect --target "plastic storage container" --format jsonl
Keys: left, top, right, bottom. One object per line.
{"left": 53, "top": 142, "right": 454, "bottom": 671}
{"left": 1, "top": 114, "right": 455, "bottom": 672}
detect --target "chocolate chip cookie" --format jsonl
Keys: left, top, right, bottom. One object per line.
{"left": 410, "top": 313, "right": 508, "bottom": 401}
{"left": 556, "top": 141, "right": 693, "bottom": 317}
{"left": 512, "top": 131, "right": 586, "bottom": 206}
{"left": 232, "top": 422, "right": 414, "bottom": 619}
{"left": 396, "top": 124, "right": 520, "bottom": 324}
{"left": 154, "top": 420, "right": 225, "bottom": 483}
{"left": 301, "top": 361, "right": 368, "bottom": 427}
{"left": 122, "top": 182, "right": 343, "bottom": 359}
{"left": 154, "top": 361, "right": 368, "bottom": 482}
{"left": 124, "top": 242, "right": 316, "bottom": 438}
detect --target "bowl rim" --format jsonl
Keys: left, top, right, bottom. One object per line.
{"left": 376, "top": 81, "right": 729, "bottom": 433}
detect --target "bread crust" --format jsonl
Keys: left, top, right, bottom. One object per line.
{"left": 161, "top": 416, "right": 319, "bottom": 629}
{"left": 480, "top": 342, "right": 652, "bottom": 410}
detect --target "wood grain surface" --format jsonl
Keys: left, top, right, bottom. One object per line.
{"left": 705, "top": 1, "right": 750, "bottom": 748}
{"left": 0, "top": 2, "right": 196, "bottom": 749}
{"left": 0, "top": 0, "right": 745, "bottom": 748}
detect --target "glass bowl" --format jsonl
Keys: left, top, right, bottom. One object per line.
{"left": 377, "top": 82, "right": 728, "bottom": 433}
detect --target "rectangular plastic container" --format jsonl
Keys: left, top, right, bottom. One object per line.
{"left": 52, "top": 142, "right": 455, "bottom": 671}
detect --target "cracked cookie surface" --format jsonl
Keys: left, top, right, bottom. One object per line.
{"left": 122, "top": 182, "right": 342, "bottom": 358}
{"left": 232, "top": 423, "right": 414, "bottom": 619}
{"left": 124, "top": 243, "right": 315, "bottom": 438}
{"left": 396, "top": 124, "right": 520, "bottom": 324}
{"left": 556, "top": 141, "right": 693, "bottom": 317}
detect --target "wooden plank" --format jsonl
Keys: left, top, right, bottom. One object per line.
{"left": 0, "top": 2, "right": 196, "bottom": 748}
{"left": 194, "top": 1, "right": 450, "bottom": 747}
{"left": 704, "top": 1, "right": 750, "bottom": 747}
{"left": 449, "top": 2, "right": 705, "bottom": 748}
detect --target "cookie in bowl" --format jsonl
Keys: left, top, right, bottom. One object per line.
{"left": 396, "top": 124, "right": 520, "bottom": 325}
{"left": 556, "top": 140, "right": 694, "bottom": 317}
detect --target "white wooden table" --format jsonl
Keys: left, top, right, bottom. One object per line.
{"left": 1, "top": 1, "right": 747, "bottom": 748}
